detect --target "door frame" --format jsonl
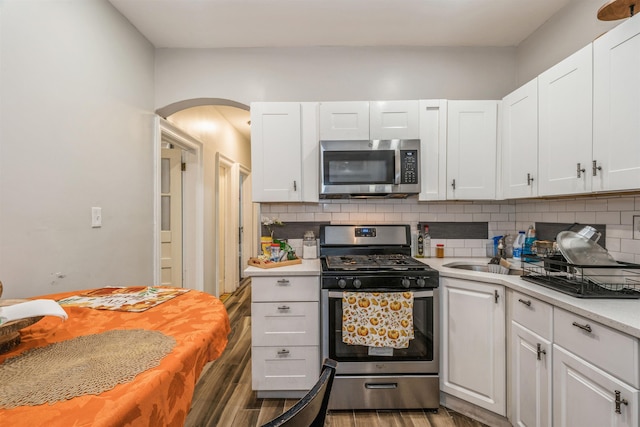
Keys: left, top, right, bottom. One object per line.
{"left": 153, "top": 116, "right": 204, "bottom": 291}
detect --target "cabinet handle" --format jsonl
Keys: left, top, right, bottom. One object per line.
{"left": 527, "top": 173, "right": 534, "bottom": 186}
{"left": 536, "top": 343, "right": 547, "bottom": 361}
{"left": 518, "top": 298, "right": 532, "bottom": 307}
{"left": 451, "top": 179, "right": 456, "bottom": 190}
{"left": 293, "top": 180, "right": 297, "bottom": 191}
{"left": 277, "top": 349, "right": 290, "bottom": 356}
{"left": 592, "top": 160, "right": 602, "bottom": 176}
{"left": 277, "top": 305, "right": 291, "bottom": 311}
{"left": 494, "top": 290, "right": 500, "bottom": 304}
{"left": 614, "top": 390, "right": 629, "bottom": 414}
{"left": 572, "top": 321, "right": 592, "bottom": 333}
{"left": 577, "top": 163, "right": 586, "bottom": 178}
{"left": 276, "top": 279, "right": 290, "bottom": 286}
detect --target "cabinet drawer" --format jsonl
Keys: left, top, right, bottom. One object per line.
{"left": 252, "top": 346, "right": 320, "bottom": 391}
{"left": 252, "top": 276, "right": 319, "bottom": 302}
{"left": 554, "top": 308, "right": 640, "bottom": 388}
{"left": 252, "top": 302, "right": 319, "bottom": 346}
{"left": 510, "top": 291, "right": 553, "bottom": 340}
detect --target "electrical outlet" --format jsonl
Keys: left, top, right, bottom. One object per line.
{"left": 634, "top": 215, "right": 640, "bottom": 240}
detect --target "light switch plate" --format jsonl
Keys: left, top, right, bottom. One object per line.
{"left": 634, "top": 215, "right": 640, "bottom": 240}
{"left": 92, "top": 207, "right": 102, "bottom": 228}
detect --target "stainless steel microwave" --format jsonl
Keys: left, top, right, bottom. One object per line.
{"left": 320, "top": 139, "right": 420, "bottom": 198}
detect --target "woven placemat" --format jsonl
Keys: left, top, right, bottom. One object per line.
{"left": 0, "top": 329, "right": 176, "bottom": 408}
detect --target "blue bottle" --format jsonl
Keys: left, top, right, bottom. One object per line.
{"left": 523, "top": 226, "right": 537, "bottom": 261}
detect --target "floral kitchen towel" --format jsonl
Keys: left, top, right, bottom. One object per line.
{"left": 342, "top": 291, "right": 414, "bottom": 349}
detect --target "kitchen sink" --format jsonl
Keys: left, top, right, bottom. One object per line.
{"left": 443, "top": 262, "right": 523, "bottom": 276}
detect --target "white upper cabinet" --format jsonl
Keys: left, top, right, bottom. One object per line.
{"left": 447, "top": 100, "right": 499, "bottom": 200}
{"left": 319, "top": 101, "right": 370, "bottom": 140}
{"left": 538, "top": 44, "right": 593, "bottom": 196}
{"left": 502, "top": 78, "right": 539, "bottom": 199}
{"left": 418, "top": 99, "right": 447, "bottom": 201}
{"left": 319, "top": 100, "right": 420, "bottom": 140}
{"left": 250, "top": 102, "right": 319, "bottom": 202}
{"left": 370, "top": 100, "right": 420, "bottom": 140}
{"left": 593, "top": 13, "right": 640, "bottom": 193}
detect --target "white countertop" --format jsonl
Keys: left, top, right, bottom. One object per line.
{"left": 244, "top": 258, "right": 321, "bottom": 277}
{"left": 422, "top": 257, "right": 640, "bottom": 340}
{"left": 244, "top": 256, "right": 640, "bottom": 339}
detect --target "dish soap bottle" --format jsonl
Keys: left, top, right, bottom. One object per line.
{"left": 513, "top": 231, "right": 525, "bottom": 261}
{"left": 423, "top": 225, "right": 432, "bottom": 258}
{"left": 523, "top": 226, "right": 537, "bottom": 261}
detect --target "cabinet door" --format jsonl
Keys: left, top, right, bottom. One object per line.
{"left": 250, "top": 102, "right": 302, "bottom": 202}
{"left": 502, "top": 79, "right": 538, "bottom": 199}
{"left": 319, "top": 101, "right": 370, "bottom": 140}
{"left": 511, "top": 322, "right": 552, "bottom": 427}
{"left": 418, "top": 99, "right": 447, "bottom": 201}
{"left": 538, "top": 44, "right": 593, "bottom": 196}
{"left": 446, "top": 100, "right": 498, "bottom": 200}
{"left": 370, "top": 100, "right": 420, "bottom": 140}
{"left": 593, "top": 14, "right": 640, "bottom": 192}
{"left": 553, "top": 344, "right": 639, "bottom": 427}
{"left": 252, "top": 346, "right": 320, "bottom": 391}
{"left": 440, "top": 277, "right": 506, "bottom": 416}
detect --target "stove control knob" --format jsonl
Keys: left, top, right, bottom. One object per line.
{"left": 417, "top": 278, "right": 426, "bottom": 288}
{"left": 352, "top": 278, "right": 362, "bottom": 289}
{"left": 402, "top": 278, "right": 411, "bottom": 288}
{"left": 337, "top": 278, "right": 347, "bottom": 289}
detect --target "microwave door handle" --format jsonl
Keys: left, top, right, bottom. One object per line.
{"left": 394, "top": 149, "right": 401, "bottom": 185}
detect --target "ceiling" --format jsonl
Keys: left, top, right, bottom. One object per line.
{"left": 109, "top": 0, "right": 575, "bottom": 141}
{"left": 109, "top": 0, "right": 573, "bottom": 49}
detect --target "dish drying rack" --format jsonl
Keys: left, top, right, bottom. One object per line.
{"left": 519, "top": 255, "right": 640, "bottom": 299}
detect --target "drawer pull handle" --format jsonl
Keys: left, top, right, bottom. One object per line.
{"left": 276, "top": 279, "right": 290, "bottom": 285}
{"left": 518, "top": 298, "right": 532, "bottom": 307}
{"left": 277, "top": 349, "right": 290, "bottom": 356}
{"left": 494, "top": 290, "right": 500, "bottom": 304}
{"left": 572, "top": 321, "right": 592, "bottom": 333}
{"left": 615, "top": 390, "right": 628, "bottom": 414}
{"left": 365, "top": 383, "right": 398, "bottom": 390}
{"left": 536, "top": 343, "right": 547, "bottom": 361}
{"left": 277, "top": 305, "right": 290, "bottom": 311}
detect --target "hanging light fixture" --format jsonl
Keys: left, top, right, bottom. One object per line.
{"left": 597, "top": 0, "right": 637, "bottom": 20}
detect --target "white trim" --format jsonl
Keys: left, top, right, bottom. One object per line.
{"left": 154, "top": 116, "right": 205, "bottom": 291}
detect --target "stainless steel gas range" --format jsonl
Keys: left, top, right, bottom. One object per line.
{"left": 319, "top": 224, "right": 440, "bottom": 410}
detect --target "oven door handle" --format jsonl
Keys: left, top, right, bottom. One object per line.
{"left": 327, "top": 290, "right": 434, "bottom": 298}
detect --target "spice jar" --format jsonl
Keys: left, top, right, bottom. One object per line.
{"left": 436, "top": 244, "right": 445, "bottom": 258}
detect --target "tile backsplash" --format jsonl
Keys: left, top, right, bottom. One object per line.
{"left": 260, "top": 193, "right": 640, "bottom": 263}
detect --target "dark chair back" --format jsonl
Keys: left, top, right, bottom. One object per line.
{"left": 261, "top": 358, "right": 338, "bottom": 427}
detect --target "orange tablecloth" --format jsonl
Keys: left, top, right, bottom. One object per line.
{"left": 0, "top": 288, "right": 231, "bottom": 427}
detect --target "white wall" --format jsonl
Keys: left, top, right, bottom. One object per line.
{"left": 155, "top": 46, "right": 517, "bottom": 107}
{"left": 515, "top": 0, "right": 619, "bottom": 85}
{"left": 0, "top": 0, "right": 156, "bottom": 298}
{"left": 166, "top": 106, "right": 251, "bottom": 295}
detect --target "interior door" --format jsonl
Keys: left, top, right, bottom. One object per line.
{"left": 160, "top": 147, "right": 183, "bottom": 287}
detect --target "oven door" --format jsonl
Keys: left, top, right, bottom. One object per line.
{"left": 320, "top": 140, "right": 420, "bottom": 196}
{"left": 321, "top": 289, "right": 439, "bottom": 375}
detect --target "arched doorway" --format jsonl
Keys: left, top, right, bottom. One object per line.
{"left": 155, "top": 98, "right": 254, "bottom": 297}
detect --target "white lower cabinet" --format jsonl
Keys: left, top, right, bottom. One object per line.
{"left": 553, "top": 345, "right": 638, "bottom": 427}
{"left": 440, "top": 277, "right": 506, "bottom": 416}
{"left": 509, "top": 291, "right": 553, "bottom": 427}
{"left": 251, "top": 275, "right": 320, "bottom": 396}
{"left": 552, "top": 308, "right": 639, "bottom": 427}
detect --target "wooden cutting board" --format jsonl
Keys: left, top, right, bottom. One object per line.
{"left": 247, "top": 258, "right": 302, "bottom": 269}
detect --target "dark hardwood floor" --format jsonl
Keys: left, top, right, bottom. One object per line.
{"left": 184, "top": 280, "right": 489, "bottom": 427}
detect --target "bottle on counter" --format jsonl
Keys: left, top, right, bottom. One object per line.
{"left": 513, "top": 231, "right": 525, "bottom": 261}
{"left": 423, "top": 225, "right": 432, "bottom": 258}
{"left": 413, "top": 224, "right": 424, "bottom": 258}
{"left": 523, "top": 225, "right": 537, "bottom": 261}
{"left": 436, "top": 244, "right": 445, "bottom": 258}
